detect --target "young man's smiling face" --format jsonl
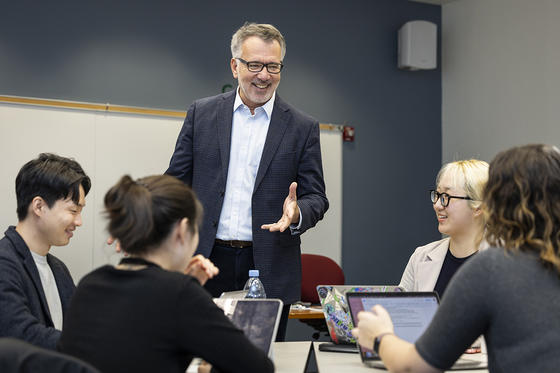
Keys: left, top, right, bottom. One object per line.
{"left": 38, "top": 185, "right": 86, "bottom": 248}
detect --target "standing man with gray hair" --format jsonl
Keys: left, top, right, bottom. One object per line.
{"left": 166, "top": 22, "right": 328, "bottom": 340}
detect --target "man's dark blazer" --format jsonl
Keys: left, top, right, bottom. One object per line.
{"left": 0, "top": 227, "right": 75, "bottom": 350}
{"left": 166, "top": 91, "right": 329, "bottom": 303}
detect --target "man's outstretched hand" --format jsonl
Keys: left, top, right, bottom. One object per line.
{"left": 261, "top": 182, "right": 300, "bottom": 232}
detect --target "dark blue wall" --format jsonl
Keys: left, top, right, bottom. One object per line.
{"left": 0, "top": 0, "right": 441, "bottom": 284}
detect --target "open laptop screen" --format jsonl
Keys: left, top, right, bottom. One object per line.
{"left": 346, "top": 292, "right": 439, "bottom": 359}
{"left": 213, "top": 298, "right": 283, "bottom": 357}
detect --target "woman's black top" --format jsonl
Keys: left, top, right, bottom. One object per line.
{"left": 58, "top": 258, "right": 273, "bottom": 373}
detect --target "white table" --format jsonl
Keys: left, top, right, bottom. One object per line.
{"left": 313, "top": 342, "right": 489, "bottom": 373}
{"left": 186, "top": 341, "right": 312, "bottom": 373}
{"left": 273, "top": 341, "right": 312, "bottom": 373}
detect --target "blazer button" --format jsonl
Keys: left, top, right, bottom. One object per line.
{"left": 220, "top": 191, "right": 225, "bottom": 197}
{"left": 212, "top": 221, "right": 217, "bottom": 227}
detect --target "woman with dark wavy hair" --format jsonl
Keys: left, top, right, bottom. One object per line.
{"left": 352, "top": 144, "right": 560, "bottom": 373}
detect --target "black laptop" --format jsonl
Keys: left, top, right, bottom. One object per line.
{"left": 346, "top": 292, "right": 487, "bottom": 370}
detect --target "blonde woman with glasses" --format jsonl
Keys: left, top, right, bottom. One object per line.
{"left": 399, "top": 160, "right": 489, "bottom": 298}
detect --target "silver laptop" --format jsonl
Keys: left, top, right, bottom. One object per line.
{"left": 213, "top": 298, "right": 283, "bottom": 358}
{"left": 346, "top": 292, "right": 487, "bottom": 370}
{"left": 219, "top": 289, "right": 249, "bottom": 299}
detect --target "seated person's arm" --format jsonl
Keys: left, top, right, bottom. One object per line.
{"left": 398, "top": 254, "right": 416, "bottom": 291}
{"left": 0, "top": 258, "right": 61, "bottom": 350}
{"left": 178, "top": 281, "right": 273, "bottom": 373}
{"left": 381, "top": 336, "right": 440, "bottom": 373}
{"left": 352, "top": 305, "right": 441, "bottom": 373}
{"left": 354, "top": 254, "right": 490, "bottom": 372}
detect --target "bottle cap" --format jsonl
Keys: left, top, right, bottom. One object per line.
{"left": 249, "top": 269, "right": 259, "bottom": 277}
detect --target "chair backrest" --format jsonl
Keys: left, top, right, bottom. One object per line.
{"left": 0, "top": 338, "right": 100, "bottom": 373}
{"left": 300, "top": 253, "right": 345, "bottom": 304}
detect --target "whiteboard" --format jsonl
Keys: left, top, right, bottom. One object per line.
{"left": 0, "top": 101, "right": 342, "bottom": 282}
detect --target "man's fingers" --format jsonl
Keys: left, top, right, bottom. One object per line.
{"left": 261, "top": 222, "right": 282, "bottom": 232}
{"left": 288, "top": 182, "right": 298, "bottom": 201}
{"left": 261, "top": 183, "right": 298, "bottom": 232}
{"left": 261, "top": 216, "right": 290, "bottom": 232}
{"left": 277, "top": 220, "right": 289, "bottom": 232}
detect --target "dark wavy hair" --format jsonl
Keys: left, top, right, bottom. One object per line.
{"left": 483, "top": 144, "right": 560, "bottom": 273}
{"left": 104, "top": 174, "right": 202, "bottom": 255}
{"left": 16, "top": 153, "right": 91, "bottom": 220}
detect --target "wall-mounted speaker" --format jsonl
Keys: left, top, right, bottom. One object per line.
{"left": 398, "top": 20, "right": 437, "bottom": 70}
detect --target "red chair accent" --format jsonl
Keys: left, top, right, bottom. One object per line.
{"left": 301, "top": 254, "right": 345, "bottom": 304}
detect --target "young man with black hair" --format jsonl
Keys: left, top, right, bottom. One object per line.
{"left": 0, "top": 153, "right": 91, "bottom": 350}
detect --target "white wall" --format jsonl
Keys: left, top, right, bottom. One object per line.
{"left": 0, "top": 102, "right": 342, "bottom": 282}
{"left": 442, "top": 0, "right": 560, "bottom": 163}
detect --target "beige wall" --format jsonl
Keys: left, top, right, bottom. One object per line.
{"left": 442, "top": 0, "right": 560, "bottom": 163}
{"left": 0, "top": 102, "right": 342, "bottom": 281}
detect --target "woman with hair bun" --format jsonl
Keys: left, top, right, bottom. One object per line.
{"left": 352, "top": 144, "right": 560, "bottom": 372}
{"left": 58, "top": 175, "right": 273, "bottom": 373}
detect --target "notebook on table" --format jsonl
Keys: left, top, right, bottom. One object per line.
{"left": 316, "top": 285, "right": 403, "bottom": 353}
{"left": 213, "top": 298, "right": 283, "bottom": 358}
{"left": 346, "top": 292, "right": 487, "bottom": 370}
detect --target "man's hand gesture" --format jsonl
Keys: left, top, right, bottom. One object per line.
{"left": 261, "top": 182, "right": 300, "bottom": 232}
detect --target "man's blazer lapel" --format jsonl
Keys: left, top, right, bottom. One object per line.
{"left": 216, "top": 92, "right": 235, "bottom": 185}
{"left": 21, "top": 251, "right": 53, "bottom": 326}
{"left": 254, "top": 96, "right": 290, "bottom": 192}
{"left": 47, "top": 257, "right": 74, "bottom": 311}
{"left": 6, "top": 231, "right": 53, "bottom": 325}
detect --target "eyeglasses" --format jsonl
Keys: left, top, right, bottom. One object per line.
{"left": 430, "top": 190, "right": 473, "bottom": 207}
{"left": 236, "top": 58, "right": 284, "bottom": 74}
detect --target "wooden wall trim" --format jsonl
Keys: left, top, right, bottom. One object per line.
{"left": 0, "top": 94, "right": 343, "bottom": 131}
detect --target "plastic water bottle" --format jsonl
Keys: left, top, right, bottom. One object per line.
{"left": 244, "top": 270, "right": 266, "bottom": 298}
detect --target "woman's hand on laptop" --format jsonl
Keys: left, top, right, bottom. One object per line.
{"left": 351, "top": 305, "right": 395, "bottom": 350}
{"left": 184, "top": 255, "right": 219, "bottom": 285}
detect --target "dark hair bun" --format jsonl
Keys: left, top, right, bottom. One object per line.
{"left": 104, "top": 175, "right": 201, "bottom": 255}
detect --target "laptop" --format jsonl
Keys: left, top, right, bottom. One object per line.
{"left": 316, "top": 285, "right": 404, "bottom": 353}
{"left": 219, "top": 289, "right": 249, "bottom": 299}
{"left": 213, "top": 298, "right": 283, "bottom": 358}
{"left": 346, "top": 292, "right": 487, "bottom": 370}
